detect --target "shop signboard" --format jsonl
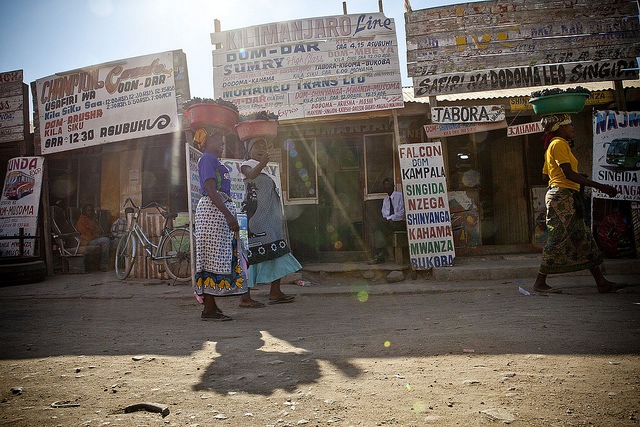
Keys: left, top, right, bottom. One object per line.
{"left": 424, "top": 120, "right": 506, "bottom": 139}
{"left": 0, "top": 70, "right": 26, "bottom": 144}
{"left": 507, "top": 121, "right": 543, "bottom": 137}
{"left": 35, "top": 51, "right": 184, "bottom": 154}
{"left": 0, "top": 156, "right": 44, "bottom": 256}
{"left": 211, "top": 13, "right": 404, "bottom": 120}
{"left": 398, "top": 142, "right": 455, "bottom": 270}
{"left": 406, "top": 0, "right": 640, "bottom": 96}
{"left": 431, "top": 105, "right": 504, "bottom": 124}
{"left": 592, "top": 110, "right": 640, "bottom": 201}
{"left": 411, "top": 60, "right": 639, "bottom": 97}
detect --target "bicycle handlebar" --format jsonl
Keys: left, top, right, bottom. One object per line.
{"left": 122, "top": 198, "right": 174, "bottom": 219}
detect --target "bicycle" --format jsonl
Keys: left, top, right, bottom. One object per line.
{"left": 115, "top": 198, "right": 193, "bottom": 282}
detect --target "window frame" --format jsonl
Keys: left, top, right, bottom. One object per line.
{"left": 285, "top": 137, "right": 318, "bottom": 205}
{"left": 363, "top": 132, "right": 395, "bottom": 199}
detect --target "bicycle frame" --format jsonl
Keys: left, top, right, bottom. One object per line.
{"left": 116, "top": 197, "right": 193, "bottom": 282}
{"left": 128, "top": 212, "right": 175, "bottom": 261}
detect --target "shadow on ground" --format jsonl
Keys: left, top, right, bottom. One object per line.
{"left": 1, "top": 275, "right": 639, "bottom": 396}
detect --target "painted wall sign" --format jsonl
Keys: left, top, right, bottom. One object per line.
{"left": 406, "top": 0, "right": 640, "bottom": 97}
{"left": 431, "top": 104, "right": 504, "bottom": 124}
{"left": 0, "top": 156, "right": 44, "bottom": 257}
{"left": 0, "top": 70, "right": 26, "bottom": 144}
{"left": 592, "top": 110, "right": 640, "bottom": 201}
{"left": 448, "top": 191, "right": 481, "bottom": 248}
{"left": 424, "top": 120, "right": 507, "bottom": 139}
{"left": 398, "top": 142, "right": 455, "bottom": 270}
{"left": 507, "top": 121, "right": 543, "bottom": 137}
{"left": 35, "top": 51, "right": 184, "bottom": 154}
{"left": 411, "top": 59, "right": 638, "bottom": 97}
{"left": 211, "top": 13, "right": 404, "bottom": 120}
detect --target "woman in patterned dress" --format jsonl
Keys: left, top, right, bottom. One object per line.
{"left": 533, "top": 114, "right": 619, "bottom": 294}
{"left": 238, "top": 137, "right": 301, "bottom": 307}
{"left": 194, "top": 128, "right": 247, "bottom": 320}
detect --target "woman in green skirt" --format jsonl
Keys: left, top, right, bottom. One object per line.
{"left": 533, "top": 114, "right": 619, "bottom": 294}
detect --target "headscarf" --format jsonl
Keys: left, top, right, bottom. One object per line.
{"left": 541, "top": 114, "right": 572, "bottom": 133}
{"left": 244, "top": 137, "right": 267, "bottom": 160}
{"left": 193, "top": 128, "right": 208, "bottom": 151}
{"left": 193, "top": 127, "right": 223, "bottom": 151}
{"left": 541, "top": 114, "right": 572, "bottom": 149}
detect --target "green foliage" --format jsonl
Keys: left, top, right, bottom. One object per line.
{"left": 238, "top": 110, "right": 278, "bottom": 122}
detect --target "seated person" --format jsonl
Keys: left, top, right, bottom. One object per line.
{"left": 370, "top": 177, "right": 406, "bottom": 264}
{"left": 76, "top": 204, "right": 111, "bottom": 271}
{"left": 109, "top": 207, "right": 133, "bottom": 250}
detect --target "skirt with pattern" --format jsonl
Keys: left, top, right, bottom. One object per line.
{"left": 194, "top": 196, "right": 247, "bottom": 297}
{"left": 540, "top": 187, "right": 603, "bottom": 274}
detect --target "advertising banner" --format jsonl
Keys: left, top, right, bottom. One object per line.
{"left": 211, "top": 13, "right": 404, "bottom": 119}
{"left": 592, "top": 110, "right": 640, "bottom": 201}
{"left": 36, "top": 51, "right": 181, "bottom": 154}
{"left": 398, "top": 142, "right": 455, "bottom": 269}
{"left": 0, "top": 156, "right": 45, "bottom": 256}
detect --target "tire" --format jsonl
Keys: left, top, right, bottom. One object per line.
{"left": 115, "top": 232, "right": 136, "bottom": 280}
{"left": 160, "top": 228, "right": 193, "bottom": 282}
{"left": 0, "top": 260, "right": 47, "bottom": 286}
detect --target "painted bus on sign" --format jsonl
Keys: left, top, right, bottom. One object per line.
{"left": 606, "top": 138, "right": 640, "bottom": 169}
{"left": 3, "top": 171, "right": 35, "bottom": 200}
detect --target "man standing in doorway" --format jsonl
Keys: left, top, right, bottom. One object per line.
{"left": 370, "top": 177, "right": 406, "bottom": 264}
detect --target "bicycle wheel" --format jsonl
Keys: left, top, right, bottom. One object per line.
{"left": 160, "top": 228, "right": 193, "bottom": 281}
{"left": 115, "top": 232, "right": 137, "bottom": 280}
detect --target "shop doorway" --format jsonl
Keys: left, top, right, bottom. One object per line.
{"left": 317, "top": 138, "right": 365, "bottom": 252}
{"left": 490, "top": 133, "right": 529, "bottom": 244}
{"left": 446, "top": 130, "right": 530, "bottom": 246}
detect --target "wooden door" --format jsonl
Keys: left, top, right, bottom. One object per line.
{"left": 490, "top": 135, "right": 530, "bottom": 244}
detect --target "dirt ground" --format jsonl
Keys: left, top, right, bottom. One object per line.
{"left": 0, "top": 271, "right": 639, "bottom": 426}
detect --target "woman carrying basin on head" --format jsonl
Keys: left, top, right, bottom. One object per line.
{"left": 193, "top": 127, "right": 247, "bottom": 321}
{"left": 238, "top": 136, "right": 301, "bottom": 307}
{"left": 533, "top": 114, "right": 620, "bottom": 294}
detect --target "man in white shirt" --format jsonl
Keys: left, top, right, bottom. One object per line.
{"left": 369, "top": 177, "right": 406, "bottom": 264}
